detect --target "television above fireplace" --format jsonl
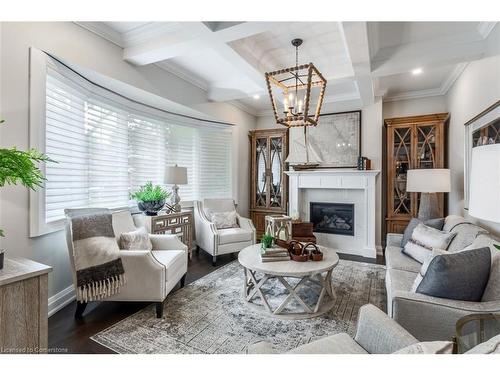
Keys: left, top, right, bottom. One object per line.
{"left": 310, "top": 202, "right": 355, "bottom": 236}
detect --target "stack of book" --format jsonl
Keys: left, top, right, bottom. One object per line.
{"left": 261, "top": 247, "right": 290, "bottom": 263}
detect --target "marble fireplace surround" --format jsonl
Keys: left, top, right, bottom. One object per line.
{"left": 285, "top": 169, "right": 380, "bottom": 258}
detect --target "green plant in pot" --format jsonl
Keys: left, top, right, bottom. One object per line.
{"left": 260, "top": 233, "right": 275, "bottom": 252}
{"left": 0, "top": 119, "right": 52, "bottom": 269}
{"left": 131, "top": 181, "right": 171, "bottom": 216}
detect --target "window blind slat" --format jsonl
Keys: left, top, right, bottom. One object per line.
{"left": 44, "top": 65, "right": 232, "bottom": 223}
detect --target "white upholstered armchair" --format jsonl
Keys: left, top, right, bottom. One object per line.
{"left": 65, "top": 209, "right": 188, "bottom": 319}
{"left": 194, "top": 199, "right": 256, "bottom": 266}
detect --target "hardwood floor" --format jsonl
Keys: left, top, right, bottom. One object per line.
{"left": 48, "top": 249, "right": 385, "bottom": 354}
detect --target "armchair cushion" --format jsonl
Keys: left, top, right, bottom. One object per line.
{"left": 203, "top": 198, "right": 235, "bottom": 214}
{"left": 289, "top": 333, "right": 368, "bottom": 354}
{"left": 151, "top": 250, "right": 187, "bottom": 282}
{"left": 119, "top": 227, "right": 153, "bottom": 250}
{"left": 210, "top": 210, "right": 239, "bottom": 229}
{"left": 218, "top": 228, "right": 254, "bottom": 245}
{"left": 112, "top": 210, "right": 137, "bottom": 240}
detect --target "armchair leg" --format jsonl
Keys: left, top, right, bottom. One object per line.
{"left": 180, "top": 274, "right": 187, "bottom": 288}
{"left": 156, "top": 300, "right": 165, "bottom": 319}
{"left": 196, "top": 246, "right": 200, "bottom": 254}
{"left": 212, "top": 255, "right": 217, "bottom": 267}
{"left": 75, "top": 301, "right": 87, "bottom": 319}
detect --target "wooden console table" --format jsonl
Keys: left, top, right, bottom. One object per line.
{"left": 0, "top": 257, "right": 52, "bottom": 354}
{"left": 133, "top": 210, "right": 194, "bottom": 258}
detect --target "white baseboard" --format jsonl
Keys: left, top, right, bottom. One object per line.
{"left": 376, "top": 245, "right": 383, "bottom": 256}
{"left": 48, "top": 284, "right": 75, "bottom": 317}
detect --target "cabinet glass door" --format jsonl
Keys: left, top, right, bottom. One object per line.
{"left": 269, "top": 137, "right": 283, "bottom": 208}
{"left": 255, "top": 137, "right": 268, "bottom": 208}
{"left": 392, "top": 127, "right": 412, "bottom": 215}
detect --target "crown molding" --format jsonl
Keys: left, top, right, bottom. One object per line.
{"left": 384, "top": 62, "right": 468, "bottom": 102}
{"left": 477, "top": 22, "right": 497, "bottom": 39}
{"left": 228, "top": 100, "right": 259, "bottom": 116}
{"left": 121, "top": 23, "right": 180, "bottom": 48}
{"left": 155, "top": 61, "right": 209, "bottom": 92}
{"left": 75, "top": 22, "right": 124, "bottom": 47}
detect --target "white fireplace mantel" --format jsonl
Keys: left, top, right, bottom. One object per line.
{"left": 285, "top": 169, "right": 380, "bottom": 258}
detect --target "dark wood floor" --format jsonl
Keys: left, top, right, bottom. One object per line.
{"left": 48, "top": 250, "right": 385, "bottom": 354}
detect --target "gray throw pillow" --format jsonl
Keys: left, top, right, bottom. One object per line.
{"left": 416, "top": 247, "right": 491, "bottom": 302}
{"left": 402, "top": 217, "right": 444, "bottom": 247}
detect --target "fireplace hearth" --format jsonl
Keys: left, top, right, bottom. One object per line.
{"left": 310, "top": 202, "right": 355, "bottom": 236}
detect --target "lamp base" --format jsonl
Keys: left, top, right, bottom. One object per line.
{"left": 171, "top": 184, "right": 181, "bottom": 212}
{"left": 417, "top": 192, "right": 440, "bottom": 221}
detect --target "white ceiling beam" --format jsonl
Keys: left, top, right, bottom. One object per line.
{"left": 371, "top": 36, "right": 486, "bottom": 77}
{"left": 340, "top": 22, "right": 375, "bottom": 106}
{"left": 123, "top": 22, "right": 278, "bottom": 65}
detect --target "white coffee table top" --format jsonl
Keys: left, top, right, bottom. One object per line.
{"left": 238, "top": 244, "right": 339, "bottom": 277}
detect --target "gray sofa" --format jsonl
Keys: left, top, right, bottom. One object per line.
{"left": 385, "top": 215, "right": 500, "bottom": 341}
{"left": 248, "top": 304, "right": 500, "bottom": 354}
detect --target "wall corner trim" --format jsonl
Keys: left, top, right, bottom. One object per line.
{"left": 48, "top": 284, "right": 75, "bottom": 317}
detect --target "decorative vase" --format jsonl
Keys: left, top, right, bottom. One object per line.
{"left": 137, "top": 200, "right": 165, "bottom": 216}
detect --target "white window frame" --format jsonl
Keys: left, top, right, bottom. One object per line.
{"left": 29, "top": 48, "right": 234, "bottom": 237}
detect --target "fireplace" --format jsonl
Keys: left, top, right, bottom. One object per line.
{"left": 310, "top": 202, "right": 355, "bottom": 236}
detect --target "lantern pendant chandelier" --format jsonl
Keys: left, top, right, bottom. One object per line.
{"left": 265, "top": 38, "right": 327, "bottom": 128}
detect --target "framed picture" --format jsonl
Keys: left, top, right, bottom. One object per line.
{"left": 287, "top": 110, "right": 361, "bottom": 168}
{"left": 464, "top": 100, "right": 500, "bottom": 209}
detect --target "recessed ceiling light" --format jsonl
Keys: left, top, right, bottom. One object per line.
{"left": 412, "top": 68, "right": 423, "bottom": 75}
{"left": 253, "top": 94, "right": 260, "bottom": 100}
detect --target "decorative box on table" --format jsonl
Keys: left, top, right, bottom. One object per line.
{"left": 292, "top": 221, "right": 316, "bottom": 243}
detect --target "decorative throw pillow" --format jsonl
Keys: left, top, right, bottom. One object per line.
{"left": 402, "top": 218, "right": 445, "bottom": 247}
{"left": 402, "top": 223, "right": 456, "bottom": 263}
{"left": 463, "top": 234, "right": 500, "bottom": 302}
{"left": 415, "top": 247, "right": 491, "bottom": 302}
{"left": 393, "top": 341, "right": 453, "bottom": 354}
{"left": 411, "top": 248, "right": 447, "bottom": 292}
{"left": 119, "top": 227, "right": 153, "bottom": 250}
{"left": 210, "top": 210, "right": 239, "bottom": 229}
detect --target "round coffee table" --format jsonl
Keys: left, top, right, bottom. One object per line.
{"left": 238, "top": 244, "right": 339, "bottom": 319}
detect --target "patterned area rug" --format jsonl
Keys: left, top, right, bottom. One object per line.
{"left": 91, "top": 259, "right": 386, "bottom": 354}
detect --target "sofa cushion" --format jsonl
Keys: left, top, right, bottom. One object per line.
{"left": 415, "top": 247, "right": 491, "bottom": 302}
{"left": 447, "top": 222, "right": 488, "bottom": 252}
{"left": 218, "top": 228, "right": 253, "bottom": 245}
{"left": 393, "top": 341, "right": 453, "bottom": 354}
{"left": 465, "top": 334, "right": 500, "bottom": 354}
{"left": 151, "top": 250, "right": 186, "bottom": 281}
{"left": 402, "top": 218, "right": 445, "bottom": 247}
{"left": 386, "top": 268, "right": 418, "bottom": 316}
{"left": 385, "top": 246, "right": 422, "bottom": 273}
{"left": 288, "top": 333, "right": 368, "bottom": 354}
{"left": 442, "top": 215, "right": 467, "bottom": 232}
{"left": 464, "top": 234, "right": 500, "bottom": 302}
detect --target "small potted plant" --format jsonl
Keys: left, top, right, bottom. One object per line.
{"left": 131, "top": 181, "right": 171, "bottom": 216}
{"left": 260, "top": 233, "right": 275, "bottom": 252}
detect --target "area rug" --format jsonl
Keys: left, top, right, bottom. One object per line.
{"left": 91, "top": 259, "right": 386, "bottom": 354}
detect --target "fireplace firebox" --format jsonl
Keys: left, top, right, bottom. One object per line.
{"left": 310, "top": 202, "right": 354, "bottom": 236}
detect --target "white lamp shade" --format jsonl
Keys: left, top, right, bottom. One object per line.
{"left": 406, "top": 168, "right": 451, "bottom": 192}
{"left": 469, "top": 143, "right": 500, "bottom": 222}
{"left": 164, "top": 165, "right": 187, "bottom": 185}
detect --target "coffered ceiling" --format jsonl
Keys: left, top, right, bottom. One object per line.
{"left": 77, "top": 21, "right": 498, "bottom": 115}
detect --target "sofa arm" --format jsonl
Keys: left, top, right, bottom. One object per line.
{"left": 149, "top": 234, "right": 188, "bottom": 252}
{"left": 237, "top": 214, "right": 256, "bottom": 243}
{"left": 387, "top": 233, "right": 403, "bottom": 247}
{"left": 354, "top": 304, "right": 418, "bottom": 353}
{"left": 392, "top": 291, "right": 500, "bottom": 341}
{"left": 116, "top": 250, "right": 166, "bottom": 301}
{"left": 246, "top": 341, "right": 277, "bottom": 354}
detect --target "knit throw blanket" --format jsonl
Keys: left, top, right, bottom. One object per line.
{"left": 66, "top": 209, "right": 125, "bottom": 302}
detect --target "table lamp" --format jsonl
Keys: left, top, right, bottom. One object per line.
{"left": 164, "top": 164, "right": 188, "bottom": 212}
{"left": 407, "top": 168, "right": 451, "bottom": 220}
{"left": 469, "top": 143, "right": 500, "bottom": 223}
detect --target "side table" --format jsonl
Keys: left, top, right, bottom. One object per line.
{"left": 0, "top": 257, "right": 52, "bottom": 353}
{"left": 133, "top": 210, "right": 195, "bottom": 259}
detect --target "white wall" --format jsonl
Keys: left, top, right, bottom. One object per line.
{"left": 382, "top": 96, "right": 447, "bottom": 119}
{"left": 255, "top": 99, "right": 384, "bottom": 250}
{"left": 0, "top": 22, "right": 255, "bottom": 311}
{"left": 445, "top": 54, "right": 500, "bottom": 236}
